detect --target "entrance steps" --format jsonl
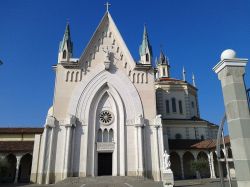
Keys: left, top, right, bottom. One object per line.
{"left": 57, "top": 176, "right": 163, "bottom": 187}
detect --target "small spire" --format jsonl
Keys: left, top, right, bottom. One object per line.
{"left": 139, "top": 24, "right": 152, "bottom": 57}
{"left": 192, "top": 73, "right": 196, "bottom": 87}
{"left": 59, "top": 22, "right": 73, "bottom": 54}
{"left": 182, "top": 67, "right": 186, "bottom": 81}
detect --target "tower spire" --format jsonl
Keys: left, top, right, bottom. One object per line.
{"left": 58, "top": 22, "right": 73, "bottom": 63}
{"left": 192, "top": 73, "right": 196, "bottom": 87}
{"left": 182, "top": 67, "right": 186, "bottom": 81}
{"left": 139, "top": 24, "right": 152, "bottom": 64}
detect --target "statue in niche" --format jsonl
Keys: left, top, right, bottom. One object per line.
{"left": 163, "top": 150, "right": 171, "bottom": 173}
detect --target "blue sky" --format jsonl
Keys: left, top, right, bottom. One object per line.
{"left": 0, "top": 0, "right": 250, "bottom": 129}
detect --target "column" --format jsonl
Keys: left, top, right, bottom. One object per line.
{"left": 208, "top": 152, "right": 216, "bottom": 178}
{"left": 63, "top": 126, "right": 72, "bottom": 179}
{"left": 213, "top": 49, "right": 250, "bottom": 187}
{"left": 179, "top": 152, "right": 185, "bottom": 179}
{"left": 38, "top": 127, "right": 48, "bottom": 184}
{"left": 14, "top": 155, "right": 21, "bottom": 183}
{"left": 134, "top": 115, "right": 145, "bottom": 176}
{"left": 136, "top": 125, "right": 144, "bottom": 176}
{"left": 45, "top": 127, "right": 55, "bottom": 184}
{"left": 70, "top": 125, "right": 76, "bottom": 177}
{"left": 62, "top": 115, "right": 75, "bottom": 179}
{"left": 193, "top": 152, "right": 200, "bottom": 179}
{"left": 154, "top": 125, "right": 161, "bottom": 181}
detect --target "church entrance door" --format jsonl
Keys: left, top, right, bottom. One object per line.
{"left": 98, "top": 153, "right": 112, "bottom": 176}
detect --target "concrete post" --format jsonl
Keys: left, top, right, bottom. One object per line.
{"left": 213, "top": 49, "right": 250, "bottom": 187}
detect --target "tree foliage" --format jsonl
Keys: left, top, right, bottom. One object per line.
{"left": 190, "top": 158, "right": 209, "bottom": 178}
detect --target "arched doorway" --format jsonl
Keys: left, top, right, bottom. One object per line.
{"left": 170, "top": 152, "right": 182, "bottom": 179}
{"left": 197, "top": 151, "right": 210, "bottom": 178}
{"left": 183, "top": 151, "right": 195, "bottom": 179}
{"left": 18, "top": 153, "right": 32, "bottom": 183}
{"left": 4, "top": 154, "right": 17, "bottom": 183}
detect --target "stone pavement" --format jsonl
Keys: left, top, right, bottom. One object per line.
{"left": 0, "top": 177, "right": 238, "bottom": 187}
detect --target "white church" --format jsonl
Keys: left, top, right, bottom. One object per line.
{"left": 0, "top": 6, "right": 235, "bottom": 185}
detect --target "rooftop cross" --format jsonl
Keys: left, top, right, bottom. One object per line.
{"left": 104, "top": 2, "right": 111, "bottom": 12}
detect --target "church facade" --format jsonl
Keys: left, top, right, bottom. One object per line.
{"left": 26, "top": 9, "right": 232, "bottom": 184}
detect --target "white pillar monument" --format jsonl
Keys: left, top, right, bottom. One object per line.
{"left": 213, "top": 49, "right": 250, "bottom": 187}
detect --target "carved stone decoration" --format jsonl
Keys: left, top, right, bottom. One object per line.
{"left": 96, "top": 142, "right": 115, "bottom": 152}
{"left": 99, "top": 110, "right": 114, "bottom": 125}
{"left": 134, "top": 114, "right": 144, "bottom": 126}
{"left": 155, "top": 114, "right": 162, "bottom": 127}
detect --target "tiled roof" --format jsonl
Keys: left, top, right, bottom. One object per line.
{"left": 0, "top": 128, "right": 43, "bottom": 134}
{"left": 169, "top": 136, "right": 230, "bottom": 150}
{"left": 157, "top": 77, "right": 185, "bottom": 82}
{"left": 0, "top": 141, "right": 34, "bottom": 152}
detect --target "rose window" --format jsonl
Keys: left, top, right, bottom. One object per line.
{"left": 99, "top": 110, "right": 114, "bottom": 125}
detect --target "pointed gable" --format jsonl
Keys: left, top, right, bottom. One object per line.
{"left": 78, "top": 12, "right": 136, "bottom": 70}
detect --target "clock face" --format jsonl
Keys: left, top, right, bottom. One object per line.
{"left": 99, "top": 110, "right": 114, "bottom": 125}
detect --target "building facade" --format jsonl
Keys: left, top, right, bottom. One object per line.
{"left": 0, "top": 9, "right": 235, "bottom": 184}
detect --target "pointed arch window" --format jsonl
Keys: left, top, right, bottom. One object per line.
{"left": 146, "top": 53, "right": 149, "bottom": 62}
{"left": 165, "top": 100, "right": 170, "bottom": 114}
{"left": 163, "top": 68, "right": 166, "bottom": 77}
{"left": 172, "top": 98, "right": 177, "bottom": 113}
{"left": 63, "top": 50, "right": 67, "bottom": 59}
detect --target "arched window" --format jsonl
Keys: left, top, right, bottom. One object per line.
{"left": 165, "top": 100, "right": 170, "bottom": 114}
{"left": 97, "top": 129, "right": 102, "bottom": 142}
{"left": 179, "top": 100, "right": 183, "bottom": 114}
{"left": 63, "top": 50, "right": 67, "bottom": 59}
{"left": 175, "top": 133, "right": 182, "bottom": 139}
{"left": 201, "top": 135, "right": 204, "bottom": 140}
{"left": 109, "top": 129, "right": 114, "bottom": 142}
{"left": 172, "top": 98, "right": 177, "bottom": 113}
{"left": 70, "top": 71, "right": 74, "bottom": 82}
{"left": 191, "top": 101, "right": 195, "bottom": 108}
{"left": 163, "top": 68, "right": 166, "bottom": 76}
{"left": 132, "top": 73, "right": 135, "bottom": 83}
{"left": 103, "top": 129, "right": 108, "bottom": 142}
{"left": 146, "top": 53, "right": 149, "bottom": 62}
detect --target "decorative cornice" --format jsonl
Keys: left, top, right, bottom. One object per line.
{"left": 213, "top": 58, "right": 248, "bottom": 74}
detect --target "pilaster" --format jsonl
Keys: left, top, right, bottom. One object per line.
{"left": 134, "top": 115, "right": 145, "bottom": 176}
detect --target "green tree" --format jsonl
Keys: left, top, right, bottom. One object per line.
{"left": 190, "top": 158, "right": 209, "bottom": 179}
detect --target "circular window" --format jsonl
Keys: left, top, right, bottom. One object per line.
{"left": 99, "top": 110, "right": 114, "bottom": 125}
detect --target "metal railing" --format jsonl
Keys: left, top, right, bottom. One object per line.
{"left": 216, "top": 114, "right": 232, "bottom": 187}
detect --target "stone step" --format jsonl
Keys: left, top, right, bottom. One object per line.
{"left": 57, "top": 176, "right": 163, "bottom": 187}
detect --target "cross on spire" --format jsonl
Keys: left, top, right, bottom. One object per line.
{"left": 104, "top": 2, "right": 111, "bottom": 12}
